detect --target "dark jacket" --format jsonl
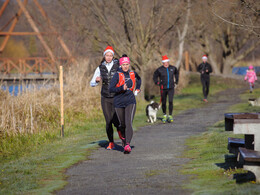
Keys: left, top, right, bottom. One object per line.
{"left": 99, "top": 58, "right": 119, "bottom": 98}
{"left": 109, "top": 69, "right": 141, "bottom": 108}
{"left": 153, "top": 65, "right": 179, "bottom": 89}
{"left": 197, "top": 62, "right": 212, "bottom": 78}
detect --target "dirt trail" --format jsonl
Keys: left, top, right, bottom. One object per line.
{"left": 57, "top": 87, "right": 246, "bottom": 195}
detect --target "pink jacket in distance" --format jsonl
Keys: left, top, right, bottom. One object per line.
{"left": 244, "top": 70, "right": 258, "bottom": 83}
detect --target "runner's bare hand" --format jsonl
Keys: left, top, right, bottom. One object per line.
{"left": 96, "top": 76, "right": 101, "bottom": 82}
{"left": 123, "top": 84, "right": 127, "bottom": 90}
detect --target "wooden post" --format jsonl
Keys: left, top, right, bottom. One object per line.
{"left": 59, "top": 65, "right": 64, "bottom": 137}
{"left": 185, "top": 51, "right": 189, "bottom": 71}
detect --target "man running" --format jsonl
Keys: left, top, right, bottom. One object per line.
{"left": 153, "top": 55, "right": 179, "bottom": 123}
{"left": 197, "top": 55, "right": 212, "bottom": 102}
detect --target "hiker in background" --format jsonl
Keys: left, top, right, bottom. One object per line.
{"left": 197, "top": 55, "right": 212, "bottom": 102}
{"left": 153, "top": 55, "right": 179, "bottom": 123}
{"left": 90, "top": 46, "right": 123, "bottom": 150}
{"left": 109, "top": 55, "right": 141, "bottom": 154}
{"left": 244, "top": 65, "right": 258, "bottom": 93}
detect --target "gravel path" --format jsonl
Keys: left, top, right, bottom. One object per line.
{"left": 57, "top": 87, "right": 246, "bottom": 195}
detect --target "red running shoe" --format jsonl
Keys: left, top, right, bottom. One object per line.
{"left": 106, "top": 142, "right": 115, "bottom": 150}
{"left": 203, "top": 99, "right": 208, "bottom": 103}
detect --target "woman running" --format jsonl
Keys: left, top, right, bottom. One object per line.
{"left": 109, "top": 55, "right": 141, "bottom": 153}
{"left": 90, "top": 46, "right": 123, "bottom": 150}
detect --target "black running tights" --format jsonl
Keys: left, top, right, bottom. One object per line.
{"left": 101, "top": 97, "right": 119, "bottom": 143}
{"left": 201, "top": 76, "right": 210, "bottom": 99}
{"left": 161, "top": 88, "right": 174, "bottom": 115}
{"left": 115, "top": 104, "right": 136, "bottom": 144}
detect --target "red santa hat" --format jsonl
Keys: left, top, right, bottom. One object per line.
{"left": 103, "top": 46, "right": 114, "bottom": 56}
{"left": 162, "top": 55, "right": 170, "bottom": 63}
{"left": 202, "top": 55, "right": 208, "bottom": 60}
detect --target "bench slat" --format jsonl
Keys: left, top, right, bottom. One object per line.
{"left": 228, "top": 137, "right": 245, "bottom": 146}
{"left": 224, "top": 113, "right": 260, "bottom": 119}
{"left": 234, "top": 118, "right": 260, "bottom": 124}
{"left": 239, "top": 147, "right": 260, "bottom": 162}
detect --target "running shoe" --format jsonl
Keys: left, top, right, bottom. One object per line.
{"left": 106, "top": 142, "right": 115, "bottom": 150}
{"left": 203, "top": 99, "right": 208, "bottom": 103}
{"left": 168, "top": 115, "right": 173, "bottom": 123}
{"left": 162, "top": 115, "right": 167, "bottom": 123}
{"left": 124, "top": 144, "right": 131, "bottom": 153}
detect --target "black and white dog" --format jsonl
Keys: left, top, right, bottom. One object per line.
{"left": 146, "top": 101, "right": 160, "bottom": 123}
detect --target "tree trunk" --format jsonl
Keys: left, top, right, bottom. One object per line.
{"left": 208, "top": 55, "right": 220, "bottom": 74}
{"left": 222, "top": 57, "right": 237, "bottom": 74}
{"left": 175, "top": 0, "right": 190, "bottom": 69}
{"left": 138, "top": 67, "right": 146, "bottom": 101}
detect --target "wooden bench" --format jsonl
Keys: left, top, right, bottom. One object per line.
{"left": 224, "top": 113, "right": 259, "bottom": 131}
{"left": 228, "top": 137, "right": 245, "bottom": 155}
{"left": 238, "top": 147, "right": 260, "bottom": 182}
{"left": 225, "top": 113, "right": 259, "bottom": 150}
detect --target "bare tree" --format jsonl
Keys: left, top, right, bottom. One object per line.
{"left": 57, "top": 0, "right": 190, "bottom": 97}
{"left": 211, "top": 0, "right": 260, "bottom": 37}
{"left": 175, "top": 0, "right": 191, "bottom": 69}
{"left": 188, "top": 0, "right": 260, "bottom": 74}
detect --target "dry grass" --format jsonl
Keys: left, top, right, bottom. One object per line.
{"left": 0, "top": 58, "right": 190, "bottom": 136}
{"left": 0, "top": 59, "right": 101, "bottom": 136}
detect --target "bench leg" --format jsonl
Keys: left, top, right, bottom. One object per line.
{"left": 244, "top": 165, "right": 260, "bottom": 182}
{"left": 245, "top": 135, "right": 254, "bottom": 150}
{"left": 225, "top": 118, "right": 233, "bottom": 131}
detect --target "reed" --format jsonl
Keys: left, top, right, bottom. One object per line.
{"left": 0, "top": 59, "right": 101, "bottom": 136}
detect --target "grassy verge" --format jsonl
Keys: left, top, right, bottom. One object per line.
{"left": 182, "top": 87, "right": 260, "bottom": 194}
{"left": 0, "top": 74, "right": 244, "bottom": 194}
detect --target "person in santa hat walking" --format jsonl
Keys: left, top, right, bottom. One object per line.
{"left": 153, "top": 55, "right": 179, "bottom": 123}
{"left": 90, "top": 46, "right": 123, "bottom": 150}
{"left": 197, "top": 55, "right": 212, "bottom": 102}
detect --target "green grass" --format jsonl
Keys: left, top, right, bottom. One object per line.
{"left": 0, "top": 101, "right": 149, "bottom": 194}
{"left": 0, "top": 74, "right": 245, "bottom": 194}
{"left": 182, "top": 88, "right": 260, "bottom": 194}
{"left": 228, "top": 87, "right": 260, "bottom": 113}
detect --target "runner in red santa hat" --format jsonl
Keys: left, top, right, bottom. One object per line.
{"left": 153, "top": 55, "right": 179, "bottom": 123}
{"left": 197, "top": 55, "right": 212, "bottom": 102}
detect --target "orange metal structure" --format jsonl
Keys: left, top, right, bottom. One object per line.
{"left": 0, "top": 0, "right": 74, "bottom": 75}
{"left": 0, "top": 57, "right": 74, "bottom": 74}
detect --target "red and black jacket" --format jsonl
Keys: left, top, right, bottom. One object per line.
{"left": 109, "top": 69, "right": 141, "bottom": 108}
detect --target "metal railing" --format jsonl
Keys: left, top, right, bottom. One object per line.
{"left": 0, "top": 57, "right": 73, "bottom": 74}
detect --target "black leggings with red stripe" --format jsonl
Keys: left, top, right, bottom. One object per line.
{"left": 115, "top": 104, "right": 136, "bottom": 144}
{"left": 161, "top": 88, "right": 174, "bottom": 115}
